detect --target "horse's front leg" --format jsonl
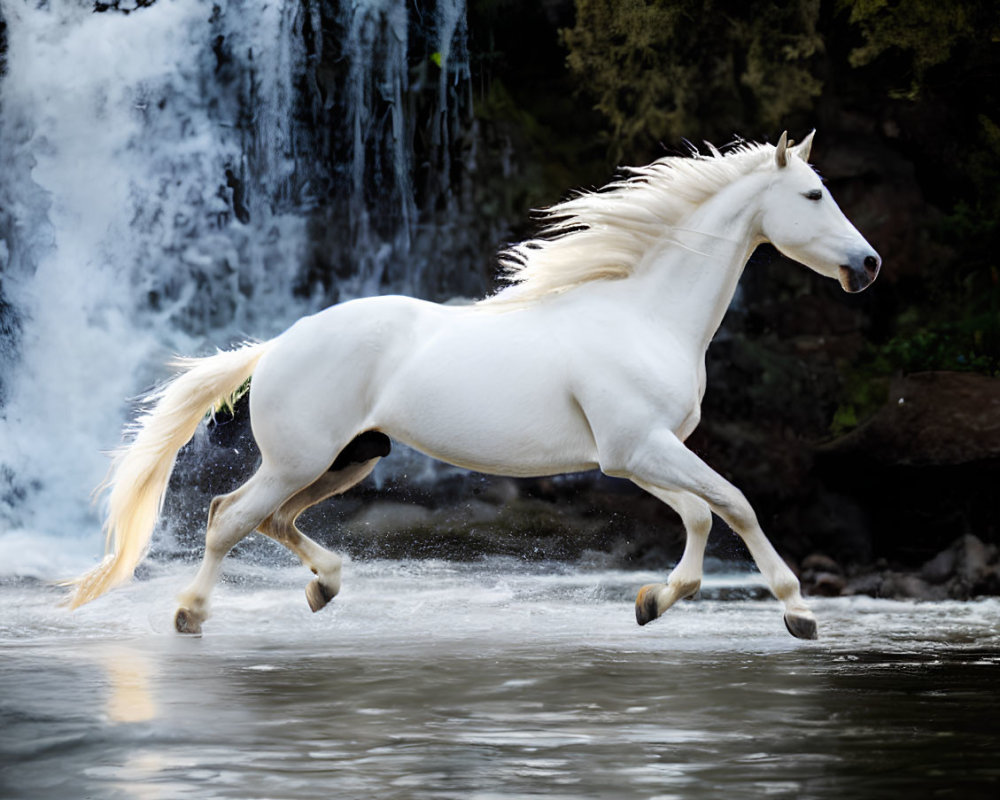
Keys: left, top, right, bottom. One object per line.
{"left": 632, "top": 484, "right": 711, "bottom": 625}
{"left": 606, "top": 429, "right": 816, "bottom": 639}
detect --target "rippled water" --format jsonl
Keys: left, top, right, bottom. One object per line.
{"left": 2, "top": 558, "right": 998, "bottom": 798}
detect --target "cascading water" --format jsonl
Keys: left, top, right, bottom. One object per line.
{"left": 0, "top": 0, "right": 481, "bottom": 574}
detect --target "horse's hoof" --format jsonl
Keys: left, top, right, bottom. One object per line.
{"left": 635, "top": 583, "right": 665, "bottom": 626}
{"left": 174, "top": 607, "right": 203, "bottom": 635}
{"left": 784, "top": 611, "right": 818, "bottom": 640}
{"left": 305, "top": 579, "right": 337, "bottom": 613}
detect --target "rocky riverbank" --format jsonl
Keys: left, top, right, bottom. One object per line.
{"left": 798, "top": 534, "right": 1000, "bottom": 602}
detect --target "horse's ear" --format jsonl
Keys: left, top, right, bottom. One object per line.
{"left": 795, "top": 130, "right": 816, "bottom": 162}
{"left": 775, "top": 131, "right": 789, "bottom": 168}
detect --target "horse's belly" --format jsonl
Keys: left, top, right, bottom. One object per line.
{"left": 372, "top": 333, "right": 599, "bottom": 477}
{"left": 388, "top": 410, "right": 598, "bottom": 478}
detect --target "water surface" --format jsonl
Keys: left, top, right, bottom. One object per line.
{"left": 2, "top": 559, "right": 998, "bottom": 798}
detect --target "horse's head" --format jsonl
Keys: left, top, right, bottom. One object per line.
{"left": 759, "top": 131, "right": 881, "bottom": 293}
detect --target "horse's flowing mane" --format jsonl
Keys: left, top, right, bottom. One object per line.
{"left": 481, "top": 141, "right": 777, "bottom": 307}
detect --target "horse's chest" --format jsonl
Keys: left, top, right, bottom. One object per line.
{"left": 575, "top": 341, "right": 704, "bottom": 434}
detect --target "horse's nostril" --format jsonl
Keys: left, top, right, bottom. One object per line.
{"left": 864, "top": 255, "right": 880, "bottom": 273}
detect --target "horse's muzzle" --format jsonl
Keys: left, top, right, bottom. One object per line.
{"left": 839, "top": 252, "right": 881, "bottom": 293}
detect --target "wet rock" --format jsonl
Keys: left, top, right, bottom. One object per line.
{"left": 844, "top": 571, "right": 883, "bottom": 597}
{"left": 809, "top": 572, "right": 847, "bottom": 597}
{"left": 920, "top": 546, "right": 957, "bottom": 585}
{"left": 802, "top": 553, "right": 842, "bottom": 574}
{"left": 842, "top": 569, "right": 946, "bottom": 600}
{"left": 920, "top": 533, "right": 1000, "bottom": 600}
{"left": 877, "top": 571, "right": 947, "bottom": 601}
{"left": 801, "top": 552, "right": 846, "bottom": 596}
{"left": 351, "top": 500, "right": 437, "bottom": 534}
{"left": 836, "top": 535, "right": 1000, "bottom": 601}
{"left": 953, "top": 534, "right": 997, "bottom": 588}
{"left": 839, "top": 541, "right": 1000, "bottom": 601}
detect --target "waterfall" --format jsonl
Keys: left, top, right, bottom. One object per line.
{"left": 0, "top": 0, "right": 478, "bottom": 573}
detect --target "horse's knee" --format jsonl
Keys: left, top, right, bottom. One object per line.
{"left": 677, "top": 497, "right": 712, "bottom": 538}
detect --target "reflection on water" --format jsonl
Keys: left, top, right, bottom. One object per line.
{"left": 1, "top": 559, "right": 999, "bottom": 798}
{"left": 101, "top": 646, "right": 158, "bottom": 725}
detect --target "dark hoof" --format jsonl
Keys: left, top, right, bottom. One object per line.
{"left": 174, "top": 608, "right": 203, "bottom": 635}
{"left": 306, "top": 579, "right": 337, "bottom": 613}
{"left": 784, "top": 612, "right": 818, "bottom": 640}
{"left": 635, "top": 584, "right": 662, "bottom": 626}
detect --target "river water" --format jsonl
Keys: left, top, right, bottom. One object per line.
{"left": 2, "top": 557, "right": 998, "bottom": 799}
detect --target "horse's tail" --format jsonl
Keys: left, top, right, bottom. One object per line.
{"left": 64, "top": 340, "right": 274, "bottom": 609}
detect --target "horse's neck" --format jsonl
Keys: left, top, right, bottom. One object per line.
{"left": 627, "top": 176, "right": 766, "bottom": 351}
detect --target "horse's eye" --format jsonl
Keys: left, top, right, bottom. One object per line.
{"left": 803, "top": 189, "right": 823, "bottom": 202}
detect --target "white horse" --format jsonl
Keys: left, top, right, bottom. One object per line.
{"left": 67, "top": 132, "right": 880, "bottom": 638}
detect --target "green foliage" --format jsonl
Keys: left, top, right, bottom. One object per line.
{"left": 875, "top": 315, "right": 999, "bottom": 376}
{"left": 830, "top": 372, "right": 888, "bottom": 437}
{"left": 561, "top": 0, "right": 824, "bottom": 160}
{"left": 473, "top": 78, "right": 605, "bottom": 216}
{"left": 842, "top": 0, "right": 994, "bottom": 98}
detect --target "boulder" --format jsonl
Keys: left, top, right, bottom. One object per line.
{"left": 921, "top": 534, "right": 1000, "bottom": 599}
{"left": 843, "top": 571, "right": 884, "bottom": 597}
{"left": 809, "top": 571, "right": 847, "bottom": 597}
{"left": 801, "top": 552, "right": 847, "bottom": 597}
{"left": 802, "top": 553, "right": 842, "bottom": 574}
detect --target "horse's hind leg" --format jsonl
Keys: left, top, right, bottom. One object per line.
{"left": 258, "top": 458, "right": 380, "bottom": 612}
{"left": 633, "top": 485, "right": 711, "bottom": 626}
{"left": 174, "top": 464, "right": 319, "bottom": 634}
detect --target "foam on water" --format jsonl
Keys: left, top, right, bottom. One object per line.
{"left": 5, "top": 558, "right": 1000, "bottom": 656}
